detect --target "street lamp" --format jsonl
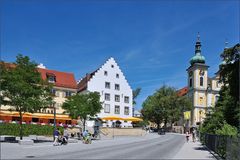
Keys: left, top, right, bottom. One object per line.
{"left": 52, "top": 102, "right": 56, "bottom": 140}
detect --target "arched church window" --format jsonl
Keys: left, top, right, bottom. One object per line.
{"left": 200, "top": 77, "right": 203, "bottom": 86}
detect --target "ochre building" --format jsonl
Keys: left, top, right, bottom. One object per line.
{"left": 181, "top": 34, "right": 223, "bottom": 126}
{"left": 0, "top": 64, "right": 78, "bottom": 125}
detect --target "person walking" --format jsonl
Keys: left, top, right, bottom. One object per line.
{"left": 63, "top": 125, "right": 69, "bottom": 144}
{"left": 186, "top": 131, "right": 190, "bottom": 143}
{"left": 192, "top": 128, "right": 196, "bottom": 142}
{"left": 53, "top": 128, "right": 60, "bottom": 146}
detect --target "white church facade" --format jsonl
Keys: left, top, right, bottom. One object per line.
{"left": 77, "top": 57, "right": 133, "bottom": 127}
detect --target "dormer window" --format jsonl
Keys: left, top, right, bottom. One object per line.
{"left": 46, "top": 73, "right": 56, "bottom": 83}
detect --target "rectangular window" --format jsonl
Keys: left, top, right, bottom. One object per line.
{"left": 115, "top": 84, "right": 120, "bottom": 90}
{"left": 124, "top": 96, "right": 129, "bottom": 103}
{"left": 115, "top": 105, "right": 120, "bottom": 114}
{"left": 105, "top": 82, "right": 110, "bottom": 89}
{"left": 65, "top": 91, "right": 72, "bottom": 97}
{"left": 200, "top": 77, "right": 203, "bottom": 86}
{"left": 115, "top": 95, "right": 120, "bottom": 102}
{"left": 190, "top": 78, "right": 192, "bottom": 87}
{"left": 116, "top": 74, "right": 119, "bottom": 78}
{"left": 124, "top": 107, "right": 129, "bottom": 115}
{"left": 105, "top": 93, "right": 110, "bottom": 101}
{"left": 104, "top": 71, "right": 108, "bottom": 76}
{"left": 51, "top": 89, "right": 56, "bottom": 96}
{"left": 104, "top": 104, "right": 110, "bottom": 113}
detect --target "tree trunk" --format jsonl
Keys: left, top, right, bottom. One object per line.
{"left": 164, "top": 120, "right": 167, "bottom": 131}
{"left": 157, "top": 123, "right": 160, "bottom": 132}
{"left": 83, "top": 118, "right": 86, "bottom": 131}
{"left": 19, "top": 111, "right": 23, "bottom": 140}
{"left": 170, "top": 122, "right": 173, "bottom": 132}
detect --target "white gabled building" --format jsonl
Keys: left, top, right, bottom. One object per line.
{"left": 77, "top": 57, "right": 133, "bottom": 127}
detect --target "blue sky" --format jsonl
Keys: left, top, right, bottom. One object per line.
{"left": 1, "top": 0, "right": 239, "bottom": 110}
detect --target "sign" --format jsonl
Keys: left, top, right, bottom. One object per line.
{"left": 184, "top": 111, "right": 191, "bottom": 120}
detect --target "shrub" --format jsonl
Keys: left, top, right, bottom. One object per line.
{"left": 215, "top": 121, "right": 238, "bottom": 136}
{"left": 0, "top": 123, "right": 63, "bottom": 136}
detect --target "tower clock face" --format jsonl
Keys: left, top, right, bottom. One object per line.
{"left": 199, "top": 70, "right": 205, "bottom": 76}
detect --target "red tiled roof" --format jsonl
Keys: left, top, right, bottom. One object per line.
{"left": 77, "top": 70, "right": 98, "bottom": 92}
{"left": 37, "top": 68, "right": 77, "bottom": 89}
{"left": 177, "top": 86, "right": 188, "bottom": 97}
{"left": 1, "top": 62, "right": 77, "bottom": 89}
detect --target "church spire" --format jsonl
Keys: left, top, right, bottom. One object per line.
{"left": 195, "top": 32, "right": 201, "bottom": 54}
{"left": 190, "top": 33, "right": 205, "bottom": 65}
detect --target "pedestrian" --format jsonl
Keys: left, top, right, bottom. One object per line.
{"left": 186, "top": 131, "right": 190, "bottom": 142}
{"left": 192, "top": 128, "right": 196, "bottom": 142}
{"left": 63, "top": 125, "right": 69, "bottom": 140}
{"left": 63, "top": 125, "right": 69, "bottom": 145}
{"left": 53, "top": 128, "right": 60, "bottom": 146}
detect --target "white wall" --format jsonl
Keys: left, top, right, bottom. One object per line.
{"left": 86, "top": 58, "right": 133, "bottom": 126}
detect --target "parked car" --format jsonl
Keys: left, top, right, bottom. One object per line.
{"left": 158, "top": 128, "right": 165, "bottom": 135}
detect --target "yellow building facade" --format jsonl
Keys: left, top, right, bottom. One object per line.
{"left": 186, "top": 34, "right": 222, "bottom": 126}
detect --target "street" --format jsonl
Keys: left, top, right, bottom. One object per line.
{"left": 1, "top": 133, "right": 186, "bottom": 159}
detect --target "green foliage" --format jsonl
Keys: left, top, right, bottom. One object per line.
{"left": 0, "top": 54, "right": 53, "bottom": 112}
{"left": 62, "top": 92, "right": 102, "bottom": 130}
{"left": 0, "top": 54, "right": 53, "bottom": 139}
{"left": 201, "top": 44, "right": 240, "bottom": 134}
{"left": 142, "top": 85, "right": 191, "bottom": 129}
{"left": 133, "top": 88, "right": 141, "bottom": 105}
{"left": 0, "top": 123, "right": 63, "bottom": 136}
{"left": 200, "top": 108, "right": 224, "bottom": 134}
{"left": 219, "top": 43, "right": 240, "bottom": 128}
{"left": 215, "top": 121, "right": 238, "bottom": 136}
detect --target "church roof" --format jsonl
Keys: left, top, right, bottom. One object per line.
{"left": 190, "top": 33, "right": 206, "bottom": 65}
{"left": 177, "top": 86, "right": 188, "bottom": 97}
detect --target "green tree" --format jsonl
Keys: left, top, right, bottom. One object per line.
{"left": 201, "top": 43, "right": 239, "bottom": 134}
{"left": 142, "top": 85, "right": 191, "bottom": 130}
{"left": 168, "top": 95, "right": 192, "bottom": 128}
{"left": 62, "top": 92, "right": 102, "bottom": 131}
{"left": 0, "top": 54, "right": 53, "bottom": 140}
{"left": 142, "top": 95, "right": 164, "bottom": 130}
{"left": 219, "top": 43, "right": 240, "bottom": 128}
{"left": 133, "top": 88, "right": 141, "bottom": 105}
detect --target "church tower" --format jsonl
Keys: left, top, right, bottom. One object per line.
{"left": 187, "top": 33, "right": 209, "bottom": 126}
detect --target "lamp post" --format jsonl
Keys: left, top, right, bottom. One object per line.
{"left": 52, "top": 102, "right": 56, "bottom": 140}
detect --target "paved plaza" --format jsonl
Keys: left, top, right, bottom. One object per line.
{"left": 1, "top": 133, "right": 215, "bottom": 159}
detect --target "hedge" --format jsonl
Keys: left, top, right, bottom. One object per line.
{"left": 0, "top": 123, "right": 63, "bottom": 136}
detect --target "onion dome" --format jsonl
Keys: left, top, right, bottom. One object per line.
{"left": 190, "top": 33, "right": 206, "bottom": 65}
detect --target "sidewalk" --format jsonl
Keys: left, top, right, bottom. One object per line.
{"left": 173, "top": 139, "right": 216, "bottom": 159}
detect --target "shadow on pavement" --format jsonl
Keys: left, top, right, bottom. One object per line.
{"left": 194, "top": 146, "right": 208, "bottom": 151}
